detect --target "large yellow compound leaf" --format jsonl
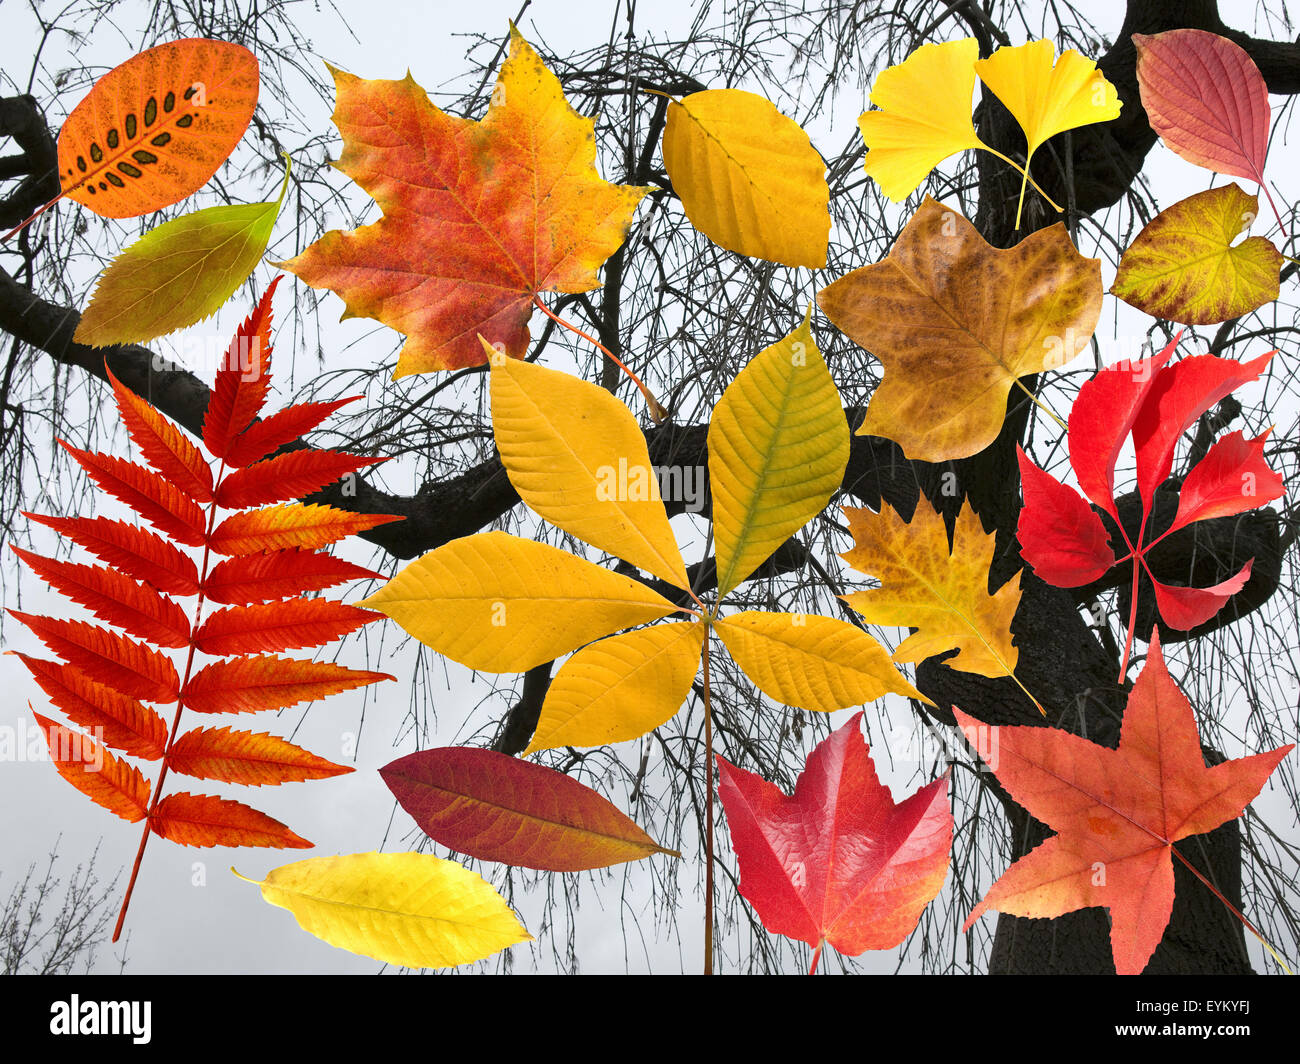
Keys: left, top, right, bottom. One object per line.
{"left": 839, "top": 497, "right": 1022, "bottom": 680}
{"left": 1111, "top": 184, "right": 1282, "bottom": 325}
{"left": 973, "top": 39, "right": 1121, "bottom": 227}
{"left": 709, "top": 312, "right": 849, "bottom": 598}
{"left": 817, "top": 197, "right": 1101, "bottom": 462}
{"left": 857, "top": 38, "right": 987, "bottom": 202}
{"left": 488, "top": 350, "right": 688, "bottom": 589}
{"left": 238, "top": 852, "right": 530, "bottom": 969}
{"left": 715, "top": 611, "right": 929, "bottom": 712}
{"left": 524, "top": 621, "right": 706, "bottom": 754}
{"left": 661, "top": 89, "right": 829, "bottom": 268}
{"left": 278, "top": 26, "right": 647, "bottom": 376}
{"left": 359, "top": 531, "right": 681, "bottom": 672}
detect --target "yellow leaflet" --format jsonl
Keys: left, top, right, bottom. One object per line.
{"left": 709, "top": 309, "right": 848, "bottom": 599}
{"left": 235, "top": 852, "right": 530, "bottom": 969}
{"left": 662, "top": 88, "right": 829, "bottom": 268}
{"left": 75, "top": 154, "right": 291, "bottom": 346}
{"left": 716, "top": 610, "right": 929, "bottom": 711}
{"left": 487, "top": 347, "right": 689, "bottom": 588}
{"left": 359, "top": 530, "right": 681, "bottom": 673}
{"left": 525, "top": 621, "right": 705, "bottom": 754}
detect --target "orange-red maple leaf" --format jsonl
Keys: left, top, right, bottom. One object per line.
{"left": 957, "top": 632, "right": 1292, "bottom": 974}
{"left": 278, "top": 26, "right": 648, "bottom": 376}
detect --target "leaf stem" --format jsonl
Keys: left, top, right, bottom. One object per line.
{"left": 979, "top": 147, "right": 1063, "bottom": 217}
{"left": 1012, "top": 377, "right": 1067, "bottom": 431}
{"left": 701, "top": 629, "right": 714, "bottom": 975}
{"left": 809, "top": 940, "right": 824, "bottom": 975}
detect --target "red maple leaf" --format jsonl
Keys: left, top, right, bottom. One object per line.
{"left": 956, "top": 632, "right": 1292, "bottom": 974}
{"left": 716, "top": 712, "right": 951, "bottom": 973}
{"left": 1016, "top": 334, "right": 1282, "bottom": 675}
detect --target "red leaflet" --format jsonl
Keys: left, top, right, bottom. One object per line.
{"left": 717, "top": 712, "right": 952, "bottom": 974}
{"left": 107, "top": 366, "right": 214, "bottom": 503}
{"left": 10, "top": 612, "right": 180, "bottom": 703}
{"left": 150, "top": 792, "right": 313, "bottom": 848}
{"left": 182, "top": 656, "right": 394, "bottom": 714}
{"left": 223, "top": 397, "right": 359, "bottom": 468}
{"left": 21, "top": 513, "right": 200, "bottom": 596}
{"left": 59, "top": 443, "right": 206, "bottom": 546}
{"left": 11, "top": 546, "right": 191, "bottom": 647}
{"left": 16, "top": 655, "right": 168, "bottom": 759}
{"left": 168, "top": 725, "right": 352, "bottom": 786}
{"left": 193, "top": 600, "right": 379, "bottom": 655}
{"left": 209, "top": 503, "right": 402, "bottom": 555}
{"left": 34, "top": 713, "right": 151, "bottom": 823}
{"left": 381, "top": 747, "right": 679, "bottom": 872}
{"left": 1017, "top": 339, "right": 1282, "bottom": 675}
{"left": 216, "top": 448, "right": 387, "bottom": 509}
{"left": 202, "top": 275, "right": 280, "bottom": 460}
{"left": 203, "top": 550, "right": 382, "bottom": 605}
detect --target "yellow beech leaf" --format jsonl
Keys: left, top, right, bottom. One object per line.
{"left": 817, "top": 197, "right": 1101, "bottom": 462}
{"left": 839, "top": 497, "right": 1022, "bottom": 681}
{"left": 524, "top": 620, "right": 705, "bottom": 754}
{"left": 857, "top": 38, "right": 987, "bottom": 202}
{"left": 661, "top": 88, "right": 829, "bottom": 267}
{"left": 236, "top": 852, "right": 530, "bottom": 969}
{"left": 709, "top": 310, "right": 849, "bottom": 598}
{"left": 488, "top": 350, "right": 689, "bottom": 588}
{"left": 715, "top": 611, "right": 929, "bottom": 711}
{"left": 359, "top": 531, "right": 681, "bottom": 672}
{"left": 973, "top": 39, "right": 1121, "bottom": 227}
{"left": 75, "top": 156, "right": 290, "bottom": 347}
{"left": 1111, "top": 184, "right": 1281, "bottom": 325}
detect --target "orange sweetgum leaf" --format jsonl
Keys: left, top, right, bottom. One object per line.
{"left": 215, "top": 449, "right": 387, "bottom": 509}
{"left": 181, "top": 655, "right": 394, "bottom": 715}
{"left": 208, "top": 503, "right": 402, "bottom": 555}
{"left": 107, "top": 365, "right": 213, "bottom": 503}
{"left": 20, "top": 513, "right": 200, "bottom": 596}
{"left": 278, "top": 26, "right": 648, "bottom": 375}
{"left": 193, "top": 600, "right": 380, "bottom": 656}
{"left": 168, "top": 725, "right": 352, "bottom": 786}
{"left": 58, "top": 442, "right": 206, "bottom": 546}
{"left": 150, "top": 792, "right": 312, "bottom": 848}
{"left": 202, "top": 549, "right": 382, "bottom": 605}
{"left": 33, "top": 713, "right": 151, "bottom": 822}
{"left": 957, "top": 632, "right": 1293, "bottom": 975}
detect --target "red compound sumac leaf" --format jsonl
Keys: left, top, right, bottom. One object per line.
{"left": 168, "top": 725, "right": 352, "bottom": 786}
{"left": 193, "top": 600, "right": 379, "bottom": 656}
{"left": 33, "top": 713, "right": 151, "bottom": 822}
{"left": 222, "top": 397, "right": 358, "bottom": 469}
{"left": 58, "top": 443, "right": 206, "bottom": 546}
{"left": 209, "top": 503, "right": 402, "bottom": 555}
{"left": 182, "top": 656, "right": 394, "bottom": 715}
{"left": 150, "top": 792, "right": 312, "bottom": 848}
{"left": 202, "top": 275, "right": 279, "bottom": 460}
{"left": 216, "top": 449, "right": 386, "bottom": 509}
{"left": 381, "top": 746, "right": 679, "bottom": 872}
{"left": 21, "top": 513, "right": 200, "bottom": 596}
{"left": 107, "top": 366, "right": 213, "bottom": 503}
{"left": 10, "top": 612, "right": 179, "bottom": 703}
{"left": 203, "top": 549, "right": 381, "bottom": 605}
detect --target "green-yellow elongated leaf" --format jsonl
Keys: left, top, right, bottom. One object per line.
{"left": 74, "top": 156, "right": 291, "bottom": 346}
{"left": 716, "top": 610, "right": 930, "bottom": 711}
{"left": 1111, "top": 184, "right": 1281, "bottom": 325}
{"left": 359, "top": 531, "right": 682, "bottom": 673}
{"left": 710, "top": 310, "right": 849, "bottom": 599}
{"left": 236, "top": 852, "right": 531, "bottom": 969}
{"left": 662, "top": 88, "right": 829, "bottom": 267}
{"left": 524, "top": 620, "right": 705, "bottom": 754}
{"left": 488, "top": 348, "right": 688, "bottom": 589}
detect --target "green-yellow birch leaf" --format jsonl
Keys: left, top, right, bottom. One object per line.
{"left": 709, "top": 310, "right": 849, "bottom": 599}
{"left": 360, "top": 531, "right": 681, "bottom": 673}
{"left": 524, "top": 620, "right": 705, "bottom": 754}
{"left": 839, "top": 497, "right": 1022, "bottom": 680}
{"left": 74, "top": 155, "right": 291, "bottom": 346}
{"left": 235, "top": 852, "right": 530, "bottom": 969}
{"left": 487, "top": 346, "right": 689, "bottom": 588}
{"left": 661, "top": 88, "right": 829, "bottom": 268}
{"left": 716, "top": 610, "right": 929, "bottom": 711}
{"left": 1111, "top": 184, "right": 1281, "bottom": 325}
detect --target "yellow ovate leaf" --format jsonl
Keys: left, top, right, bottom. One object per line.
{"left": 661, "top": 88, "right": 829, "bottom": 268}
{"left": 839, "top": 497, "right": 1022, "bottom": 680}
{"left": 524, "top": 621, "right": 705, "bottom": 754}
{"left": 488, "top": 350, "right": 688, "bottom": 589}
{"left": 75, "top": 159, "right": 290, "bottom": 346}
{"left": 1111, "top": 184, "right": 1282, "bottom": 325}
{"left": 239, "top": 852, "right": 530, "bottom": 969}
{"left": 709, "top": 310, "right": 849, "bottom": 598}
{"left": 716, "top": 611, "right": 928, "bottom": 712}
{"left": 974, "top": 39, "right": 1121, "bottom": 225}
{"left": 817, "top": 197, "right": 1101, "bottom": 462}
{"left": 857, "top": 38, "right": 987, "bottom": 201}
{"left": 359, "top": 531, "right": 681, "bottom": 673}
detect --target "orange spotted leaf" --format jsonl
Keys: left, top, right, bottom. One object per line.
{"left": 149, "top": 792, "right": 312, "bottom": 848}
{"left": 182, "top": 656, "right": 395, "bottom": 715}
{"left": 193, "top": 600, "right": 380, "bottom": 656}
{"left": 168, "top": 725, "right": 352, "bottom": 786}
{"left": 34, "top": 713, "right": 151, "bottom": 822}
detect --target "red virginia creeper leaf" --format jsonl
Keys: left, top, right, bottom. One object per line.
{"left": 1168, "top": 429, "right": 1283, "bottom": 534}
{"left": 20, "top": 513, "right": 200, "bottom": 596}
{"left": 202, "top": 549, "right": 382, "bottom": 605}
{"left": 168, "top": 725, "right": 353, "bottom": 786}
{"left": 1015, "top": 446, "right": 1114, "bottom": 586}
{"left": 193, "top": 600, "right": 380, "bottom": 655}
{"left": 150, "top": 792, "right": 312, "bottom": 848}
{"left": 182, "top": 655, "right": 394, "bottom": 714}
{"left": 1149, "top": 563, "right": 1253, "bottom": 630}
{"left": 33, "top": 712, "right": 151, "bottom": 823}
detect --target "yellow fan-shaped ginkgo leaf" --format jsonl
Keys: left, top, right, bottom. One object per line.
{"left": 236, "top": 852, "right": 530, "bottom": 969}
{"left": 524, "top": 620, "right": 705, "bottom": 754}
{"left": 857, "top": 38, "right": 987, "bottom": 202}
{"left": 662, "top": 88, "right": 829, "bottom": 268}
{"left": 709, "top": 310, "right": 849, "bottom": 599}
{"left": 359, "top": 531, "right": 681, "bottom": 673}
{"left": 487, "top": 348, "right": 688, "bottom": 588}
{"left": 839, "top": 497, "right": 1022, "bottom": 681}
{"left": 715, "top": 611, "right": 929, "bottom": 712}
{"left": 974, "top": 39, "right": 1121, "bottom": 227}
{"left": 75, "top": 156, "right": 291, "bottom": 347}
